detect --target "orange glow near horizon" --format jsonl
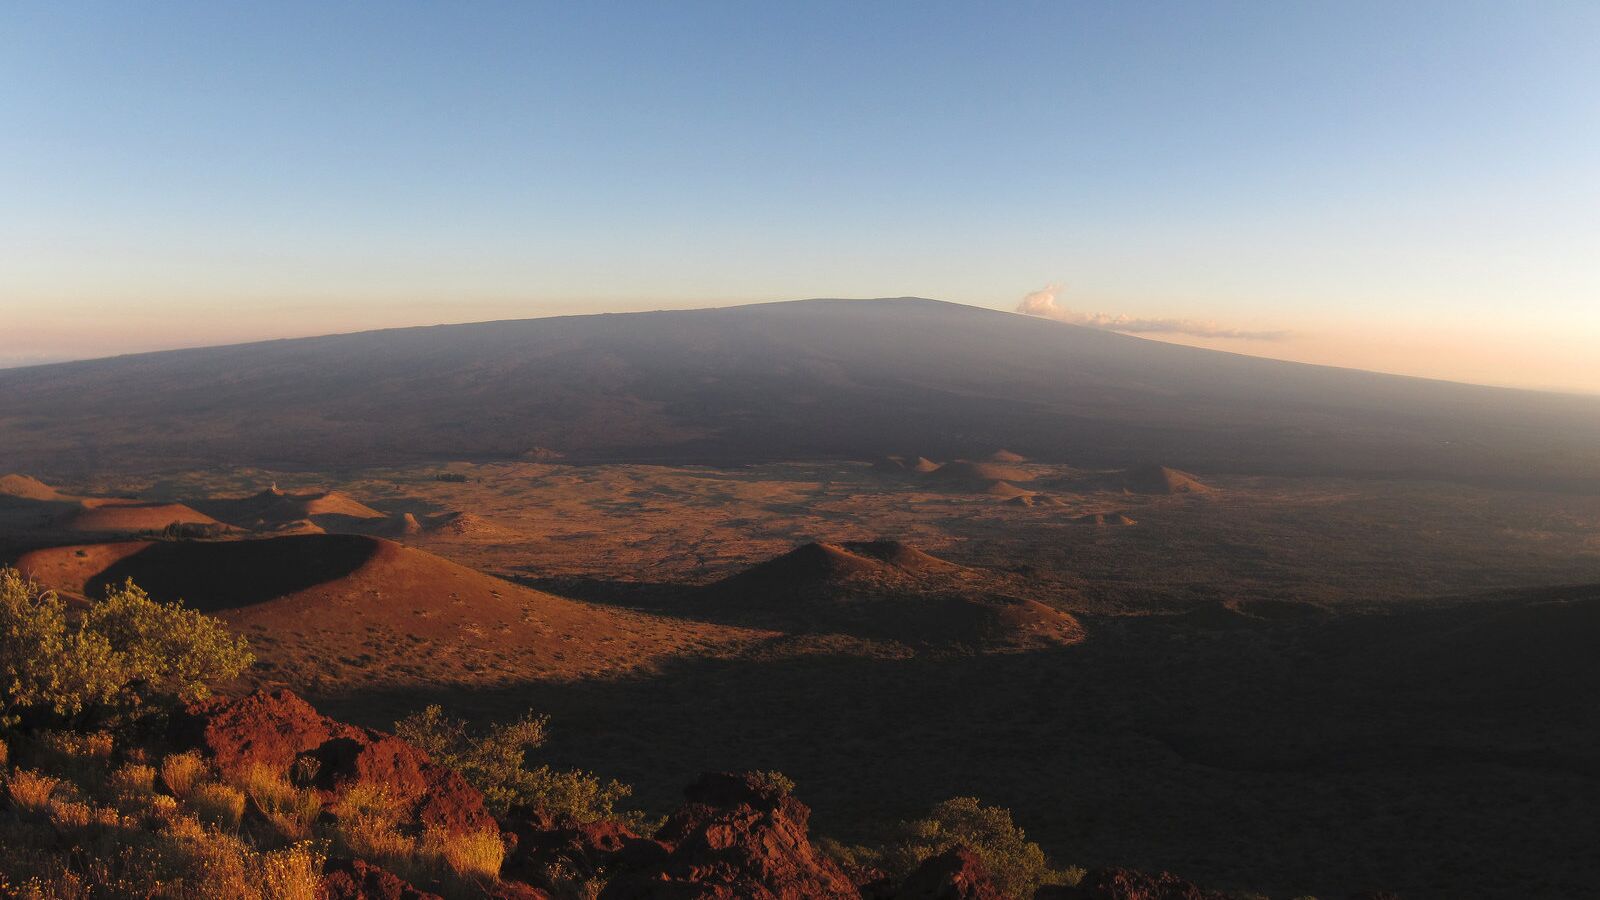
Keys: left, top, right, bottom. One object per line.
{"left": 5, "top": 298, "right": 1598, "bottom": 396}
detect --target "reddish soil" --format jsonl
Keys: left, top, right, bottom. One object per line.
{"left": 16, "top": 534, "right": 766, "bottom": 715}
{"left": 58, "top": 501, "right": 219, "bottom": 534}
{"left": 0, "top": 473, "right": 61, "bottom": 501}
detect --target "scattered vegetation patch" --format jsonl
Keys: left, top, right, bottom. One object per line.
{"left": 395, "top": 704, "right": 636, "bottom": 824}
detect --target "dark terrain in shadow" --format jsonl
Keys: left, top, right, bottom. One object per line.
{"left": 317, "top": 586, "right": 1600, "bottom": 900}
{"left": 87, "top": 534, "right": 378, "bottom": 610}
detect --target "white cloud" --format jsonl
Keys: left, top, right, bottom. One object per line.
{"left": 1015, "top": 284, "right": 1290, "bottom": 340}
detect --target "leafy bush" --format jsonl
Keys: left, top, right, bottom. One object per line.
{"left": 0, "top": 569, "right": 123, "bottom": 721}
{"left": 882, "top": 796, "right": 1051, "bottom": 898}
{"left": 750, "top": 770, "right": 796, "bottom": 795}
{"left": 0, "top": 568, "right": 252, "bottom": 724}
{"left": 81, "top": 579, "right": 254, "bottom": 706}
{"left": 395, "top": 705, "right": 634, "bottom": 823}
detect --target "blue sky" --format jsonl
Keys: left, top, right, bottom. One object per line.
{"left": 3, "top": 2, "right": 1597, "bottom": 390}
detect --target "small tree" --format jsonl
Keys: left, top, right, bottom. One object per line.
{"left": 1, "top": 569, "right": 121, "bottom": 720}
{"left": 0, "top": 567, "right": 252, "bottom": 725}
{"left": 84, "top": 578, "right": 253, "bottom": 705}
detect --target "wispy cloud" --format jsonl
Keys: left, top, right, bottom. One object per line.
{"left": 1016, "top": 284, "right": 1290, "bottom": 340}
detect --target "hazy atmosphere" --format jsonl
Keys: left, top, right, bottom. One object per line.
{"left": 3, "top": 6, "right": 1599, "bottom": 900}
{"left": 4, "top": 2, "right": 1598, "bottom": 391}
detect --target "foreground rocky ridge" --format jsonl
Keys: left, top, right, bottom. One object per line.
{"left": 166, "top": 689, "right": 1251, "bottom": 900}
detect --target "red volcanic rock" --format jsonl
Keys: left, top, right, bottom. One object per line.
{"left": 896, "top": 846, "right": 1004, "bottom": 899}
{"left": 320, "top": 857, "right": 442, "bottom": 900}
{"left": 175, "top": 688, "right": 360, "bottom": 773}
{"left": 175, "top": 689, "right": 494, "bottom": 835}
{"left": 1037, "top": 867, "right": 1225, "bottom": 900}
{"left": 600, "top": 771, "right": 861, "bottom": 899}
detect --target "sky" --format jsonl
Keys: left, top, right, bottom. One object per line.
{"left": 2, "top": 2, "right": 1597, "bottom": 392}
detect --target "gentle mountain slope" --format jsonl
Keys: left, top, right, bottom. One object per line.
{"left": 2, "top": 298, "right": 1597, "bottom": 488}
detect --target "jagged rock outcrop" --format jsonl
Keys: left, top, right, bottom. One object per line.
{"left": 895, "top": 846, "right": 1004, "bottom": 899}
{"left": 600, "top": 771, "right": 861, "bottom": 899}
{"left": 173, "top": 688, "right": 495, "bottom": 835}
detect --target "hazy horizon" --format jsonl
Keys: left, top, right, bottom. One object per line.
{"left": 4, "top": 2, "right": 1598, "bottom": 392}
{"left": 3, "top": 294, "right": 1596, "bottom": 398}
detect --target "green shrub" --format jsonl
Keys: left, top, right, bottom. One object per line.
{"left": 883, "top": 796, "right": 1050, "bottom": 898}
{"left": 0, "top": 568, "right": 253, "bottom": 724}
{"left": 749, "top": 770, "right": 797, "bottom": 795}
{"left": 0, "top": 570, "right": 124, "bottom": 721}
{"left": 81, "top": 578, "right": 254, "bottom": 705}
{"left": 395, "top": 705, "right": 634, "bottom": 823}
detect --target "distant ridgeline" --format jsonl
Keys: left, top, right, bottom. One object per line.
{"left": 1, "top": 298, "right": 1597, "bottom": 490}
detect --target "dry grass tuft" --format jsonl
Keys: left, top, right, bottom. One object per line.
{"left": 333, "top": 813, "right": 415, "bottom": 869}
{"left": 108, "top": 763, "right": 157, "bottom": 799}
{"left": 7, "top": 769, "right": 61, "bottom": 812}
{"left": 255, "top": 841, "right": 326, "bottom": 900}
{"left": 188, "top": 782, "right": 246, "bottom": 830}
{"left": 426, "top": 827, "right": 506, "bottom": 881}
{"left": 238, "top": 764, "right": 323, "bottom": 840}
{"left": 160, "top": 752, "right": 207, "bottom": 799}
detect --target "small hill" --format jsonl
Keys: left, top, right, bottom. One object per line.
{"left": 870, "top": 454, "right": 943, "bottom": 474}
{"left": 1071, "top": 512, "right": 1137, "bottom": 526}
{"left": 15, "top": 535, "right": 760, "bottom": 708}
{"left": 871, "top": 456, "right": 909, "bottom": 473}
{"left": 298, "top": 490, "right": 386, "bottom": 519}
{"left": 721, "top": 541, "right": 890, "bottom": 587}
{"left": 1005, "top": 494, "right": 1066, "bottom": 508}
{"left": 0, "top": 474, "right": 62, "bottom": 501}
{"left": 839, "top": 539, "right": 959, "bottom": 573}
{"left": 58, "top": 501, "right": 220, "bottom": 535}
{"left": 1123, "top": 465, "right": 1211, "bottom": 494}
{"left": 425, "top": 511, "right": 514, "bottom": 538}
{"left": 707, "top": 540, "right": 1081, "bottom": 650}
{"left": 1069, "top": 465, "right": 1212, "bottom": 495}
{"left": 374, "top": 511, "right": 423, "bottom": 537}
{"left": 925, "top": 460, "right": 1033, "bottom": 484}
{"left": 982, "top": 480, "right": 1033, "bottom": 499}
{"left": 718, "top": 540, "right": 967, "bottom": 590}
{"left": 195, "top": 486, "right": 387, "bottom": 531}
{"left": 919, "top": 460, "right": 1035, "bottom": 494}
{"left": 262, "top": 518, "right": 326, "bottom": 535}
